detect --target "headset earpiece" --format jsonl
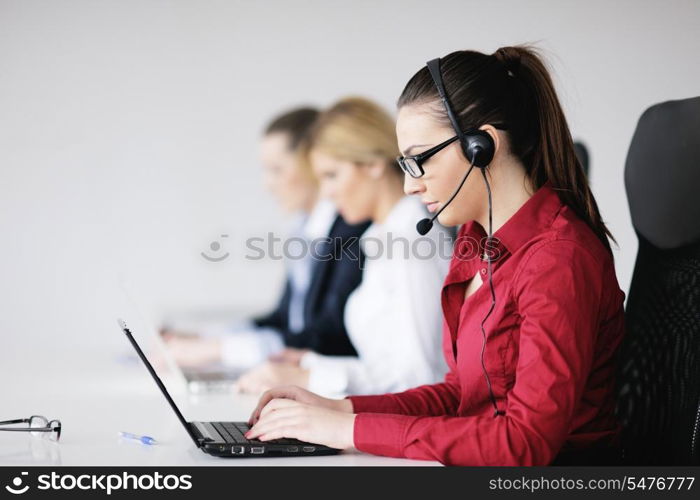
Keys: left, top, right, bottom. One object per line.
{"left": 426, "top": 58, "right": 497, "bottom": 170}
{"left": 461, "top": 130, "right": 495, "bottom": 168}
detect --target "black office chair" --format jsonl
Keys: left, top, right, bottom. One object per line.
{"left": 573, "top": 141, "right": 590, "bottom": 177}
{"left": 615, "top": 96, "right": 700, "bottom": 465}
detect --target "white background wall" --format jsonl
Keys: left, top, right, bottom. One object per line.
{"left": 1, "top": 0, "right": 699, "bottom": 356}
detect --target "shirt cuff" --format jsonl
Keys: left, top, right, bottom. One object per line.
{"left": 353, "top": 413, "right": 414, "bottom": 458}
{"left": 346, "top": 394, "right": 395, "bottom": 413}
{"left": 300, "top": 351, "right": 350, "bottom": 398}
{"left": 220, "top": 327, "right": 284, "bottom": 369}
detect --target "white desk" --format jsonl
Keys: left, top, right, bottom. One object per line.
{"left": 0, "top": 348, "right": 438, "bottom": 466}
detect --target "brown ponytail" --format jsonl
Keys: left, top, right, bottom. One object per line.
{"left": 398, "top": 45, "right": 616, "bottom": 253}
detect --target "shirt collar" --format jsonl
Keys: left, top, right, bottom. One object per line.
{"left": 460, "top": 179, "right": 563, "bottom": 256}
{"left": 302, "top": 198, "right": 337, "bottom": 240}
{"left": 362, "top": 195, "right": 417, "bottom": 240}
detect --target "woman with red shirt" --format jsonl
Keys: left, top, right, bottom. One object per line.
{"left": 245, "top": 45, "right": 626, "bottom": 466}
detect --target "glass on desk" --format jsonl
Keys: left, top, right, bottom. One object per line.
{"left": 0, "top": 416, "right": 61, "bottom": 442}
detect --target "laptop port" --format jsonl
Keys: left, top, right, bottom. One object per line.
{"left": 251, "top": 447, "right": 265, "bottom": 454}
{"left": 231, "top": 446, "right": 245, "bottom": 455}
{"left": 302, "top": 446, "right": 316, "bottom": 453}
{"left": 286, "top": 446, "right": 299, "bottom": 452}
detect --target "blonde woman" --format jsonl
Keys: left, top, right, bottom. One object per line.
{"left": 236, "top": 97, "right": 450, "bottom": 396}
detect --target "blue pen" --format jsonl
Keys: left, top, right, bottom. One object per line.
{"left": 118, "top": 431, "right": 157, "bottom": 445}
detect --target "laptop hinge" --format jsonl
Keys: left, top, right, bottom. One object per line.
{"left": 192, "top": 421, "right": 217, "bottom": 444}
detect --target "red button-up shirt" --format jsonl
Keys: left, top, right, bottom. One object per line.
{"left": 347, "top": 181, "right": 626, "bottom": 465}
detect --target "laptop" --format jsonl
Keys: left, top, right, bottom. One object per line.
{"left": 117, "top": 318, "right": 339, "bottom": 458}
{"left": 161, "top": 322, "right": 274, "bottom": 394}
{"left": 120, "top": 280, "right": 244, "bottom": 394}
{"left": 180, "top": 365, "right": 244, "bottom": 394}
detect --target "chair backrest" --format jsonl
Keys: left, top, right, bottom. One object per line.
{"left": 573, "top": 140, "right": 590, "bottom": 177}
{"left": 616, "top": 96, "right": 700, "bottom": 465}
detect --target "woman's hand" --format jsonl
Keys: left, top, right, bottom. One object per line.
{"left": 159, "top": 332, "right": 222, "bottom": 368}
{"left": 245, "top": 397, "right": 356, "bottom": 450}
{"left": 248, "top": 385, "right": 353, "bottom": 425}
{"left": 268, "top": 347, "right": 310, "bottom": 366}
{"left": 234, "top": 362, "right": 309, "bottom": 394}
{"left": 159, "top": 328, "right": 199, "bottom": 341}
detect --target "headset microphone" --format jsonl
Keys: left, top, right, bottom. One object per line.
{"left": 415, "top": 218, "right": 434, "bottom": 236}
{"left": 416, "top": 162, "right": 476, "bottom": 235}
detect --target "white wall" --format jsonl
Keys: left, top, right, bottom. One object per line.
{"left": 1, "top": 0, "right": 699, "bottom": 355}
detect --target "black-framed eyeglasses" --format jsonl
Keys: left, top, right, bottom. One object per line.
{"left": 0, "top": 415, "right": 62, "bottom": 442}
{"left": 397, "top": 123, "right": 508, "bottom": 179}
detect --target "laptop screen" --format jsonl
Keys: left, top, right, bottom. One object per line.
{"left": 117, "top": 318, "right": 200, "bottom": 445}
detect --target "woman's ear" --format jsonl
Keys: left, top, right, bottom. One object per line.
{"left": 363, "top": 159, "right": 388, "bottom": 179}
{"left": 479, "top": 124, "right": 501, "bottom": 159}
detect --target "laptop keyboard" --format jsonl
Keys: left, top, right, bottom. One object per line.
{"left": 209, "top": 422, "right": 299, "bottom": 445}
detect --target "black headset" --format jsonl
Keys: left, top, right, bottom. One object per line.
{"left": 423, "top": 57, "right": 505, "bottom": 418}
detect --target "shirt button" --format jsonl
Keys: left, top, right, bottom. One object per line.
{"left": 481, "top": 268, "right": 487, "bottom": 275}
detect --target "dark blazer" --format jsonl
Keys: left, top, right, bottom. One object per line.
{"left": 253, "top": 215, "right": 370, "bottom": 356}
